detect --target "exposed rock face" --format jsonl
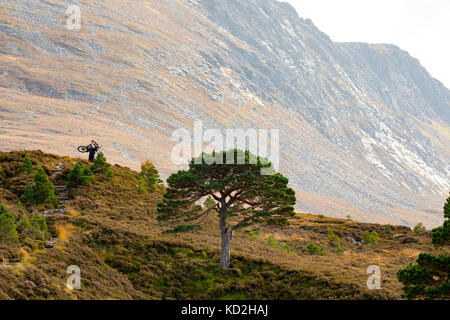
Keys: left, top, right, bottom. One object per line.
{"left": 0, "top": 0, "right": 448, "bottom": 227}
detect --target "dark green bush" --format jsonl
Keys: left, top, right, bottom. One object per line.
{"left": 306, "top": 242, "right": 327, "bottom": 255}
{"left": 397, "top": 254, "right": 449, "bottom": 299}
{"left": 0, "top": 204, "right": 18, "bottom": 244}
{"left": 20, "top": 167, "right": 58, "bottom": 208}
{"left": 67, "top": 161, "right": 93, "bottom": 188}
{"left": 31, "top": 212, "right": 48, "bottom": 240}
{"left": 384, "top": 224, "right": 393, "bottom": 235}
{"left": 327, "top": 229, "right": 340, "bottom": 245}
{"left": 21, "top": 156, "right": 34, "bottom": 175}
{"left": 413, "top": 223, "right": 426, "bottom": 234}
{"left": 91, "top": 153, "right": 113, "bottom": 181}
{"left": 362, "top": 231, "right": 378, "bottom": 244}
{"left": 398, "top": 194, "right": 450, "bottom": 299}
{"left": 140, "top": 161, "right": 162, "bottom": 191}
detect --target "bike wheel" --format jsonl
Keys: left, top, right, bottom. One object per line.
{"left": 91, "top": 140, "right": 100, "bottom": 149}
{"left": 78, "top": 146, "right": 88, "bottom": 153}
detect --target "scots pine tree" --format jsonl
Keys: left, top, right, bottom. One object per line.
{"left": 157, "top": 149, "right": 296, "bottom": 269}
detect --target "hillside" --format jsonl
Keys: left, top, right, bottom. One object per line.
{"left": 0, "top": 0, "right": 449, "bottom": 229}
{"left": 0, "top": 150, "right": 448, "bottom": 299}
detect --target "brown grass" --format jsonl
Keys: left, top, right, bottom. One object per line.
{"left": 0, "top": 150, "right": 448, "bottom": 300}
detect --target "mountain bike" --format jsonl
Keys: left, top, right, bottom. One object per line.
{"left": 78, "top": 140, "right": 101, "bottom": 153}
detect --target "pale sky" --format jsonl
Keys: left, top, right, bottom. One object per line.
{"left": 283, "top": 0, "right": 450, "bottom": 89}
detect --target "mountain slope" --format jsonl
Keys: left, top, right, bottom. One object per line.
{"left": 0, "top": 0, "right": 449, "bottom": 228}
{"left": 1, "top": 150, "right": 448, "bottom": 299}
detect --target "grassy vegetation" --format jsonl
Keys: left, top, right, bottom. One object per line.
{"left": 362, "top": 231, "right": 379, "bottom": 244}
{"left": 0, "top": 150, "right": 448, "bottom": 300}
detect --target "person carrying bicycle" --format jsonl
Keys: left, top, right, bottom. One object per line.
{"left": 78, "top": 140, "right": 101, "bottom": 162}
{"left": 87, "top": 143, "right": 98, "bottom": 162}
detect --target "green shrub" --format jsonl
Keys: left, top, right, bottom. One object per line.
{"left": 21, "top": 183, "right": 35, "bottom": 204}
{"left": 140, "top": 161, "right": 162, "bottom": 191}
{"left": 246, "top": 229, "right": 260, "bottom": 239}
{"left": 16, "top": 214, "right": 33, "bottom": 240}
{"left": 414, "top": 223, "right": 426, "bottom": 234}
{"left": 346, "top": 215, "right": 352, "bottom": 221}
{"left": 16, "top": 214, "right": 30, "bottom": 233}
{"left": 327, "top": 229, "right": 341, "bottom": 246}
{"left": 31, "top": 212, "right": 48, "bottom": 240}
{"left": 362, "top": 231, "right": 379, "bottom": 244}
{"left": 266, "top": 236, "right": 281, "bottom": 249}
{"left": 67, "top": 161, "right": 93, "bottom": 188}
{"left": 20, "top": 167, "right": 58, "bottom": 208}
{"left": 137, "top": 176, "right": 146, "bottom": 193}
{"left": 91, "top": 152, "right": 114, "bottom": 180}
{"left": 17, "top": 201, "right": 25, "bottom": 210}
{"left": 21, "top": 156, "right": 34, "bottom": 174}
{"left": 0, "top": 204, "right": 18, "bottom": 244}
{"left": 306, "top": 242, "right": 327, "bottom": 255}
{"left": 318, "top": 214, "right": 325, "bottom": 219}
{"left": 279, "top": 242, "right": 296, "bottom": 255}
{"left": 267, "top": 236, "right": 296, "bottom": 255}
{"left": 384, "top": 224, "right": 393, "bottom": 235}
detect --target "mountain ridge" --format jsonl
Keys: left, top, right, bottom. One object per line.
{"left": 0, "top": 0, "right": 449, "bottom": 228}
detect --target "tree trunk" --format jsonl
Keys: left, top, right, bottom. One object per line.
{"left": 219, "top": 209, "right": 232, "bottom": 269}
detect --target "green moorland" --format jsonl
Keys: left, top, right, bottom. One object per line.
{"left": 0, "top": 150, "right": 448, "bottom": 300}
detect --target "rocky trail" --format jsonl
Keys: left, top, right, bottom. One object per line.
{"left": 51, "top": 163, "right": 69, "bottom": 206}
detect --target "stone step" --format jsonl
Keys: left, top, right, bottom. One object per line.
{"left": 42, "top": 209, "right": 65, "bottom": 216}
{"left": 45, "top": 238, "right": 57, "bottom": 249}
{"left": 6, "top": 258, "right": 20, "bottom": 264}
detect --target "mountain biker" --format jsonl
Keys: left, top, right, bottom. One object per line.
{"left": 87, "top": 144, "right": 98, "bottom": 162}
